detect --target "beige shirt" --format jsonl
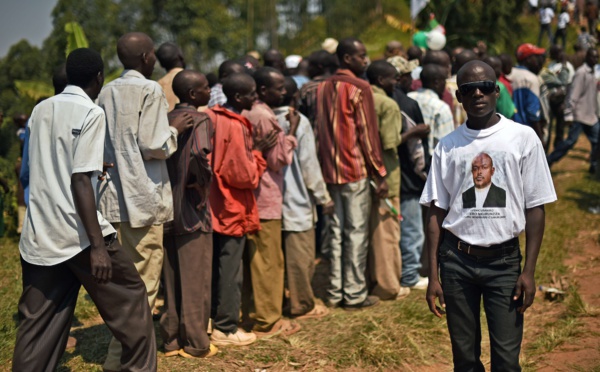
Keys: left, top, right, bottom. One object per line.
{"left": 20, "top": 86, "right": 116, "bottom": 265}
{"left": 158, "top": 67, "right": 183, "bottom": 112}
{"left": 97, "top": 69, "right": 178, "bottom": 228}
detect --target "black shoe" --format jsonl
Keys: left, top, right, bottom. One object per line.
{"left": 590, "top": 164, "right": 597, "bottom": 174}
{"left": 342, "top": 295, "right": 380, "bottom": 311}
{"left": 324, "top": 300, "right": 341, "bottom": 309}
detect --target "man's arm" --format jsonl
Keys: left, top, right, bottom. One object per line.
{"left": 425, "top": 204, "right": 447, "bottom": 318}
{"left": 514, "top": 205, "right": 545, "bottom": 313}
{"left": 72, "top": 172, "right": 111, "bottom": 283}
{"left": 357, "top": 89, "right": 388, "bottom": 198}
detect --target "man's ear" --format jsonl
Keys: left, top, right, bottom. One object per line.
{"left": 96, "top": 71, "right": 104, "bottom": 87}
{"left": 234, "top": 92, "right": 241, "bottom": 104}
{"left": 343, "top": 53, "right": 351, "bottom": 66}
{"left": 258, "top": 84, "right": 267, "bottom": 98}
{"left": 456, "top": 89, "right": 463, "bottom": 104}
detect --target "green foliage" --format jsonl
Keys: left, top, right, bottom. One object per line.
{"left": 65, "top": 22, "right": 90, "bottom": 56}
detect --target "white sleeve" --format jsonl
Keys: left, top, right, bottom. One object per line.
{"left": 420, "top": 143, "right": 450, "bottom": 209}
{"left": 72, "top": 109, "right": 105, "bottom": 174}
{"left": 521, "top": 135, "right": 557, "bottom": 208}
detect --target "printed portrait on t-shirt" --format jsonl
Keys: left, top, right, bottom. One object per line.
{"left": 462, "top": 152, "right": 506, "bottom": 209}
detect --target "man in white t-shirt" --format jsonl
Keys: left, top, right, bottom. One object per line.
{"left": 538, "top": 6, "right": 555, "bottom": 47}
{"left": 13, "top": 48, "right": 156, "bottom": 371}
{"left": 422, "top": 61, "right": 556, "bottom": 371}
{"left": 554, "top": 6, "right": 570, "bottom": 48}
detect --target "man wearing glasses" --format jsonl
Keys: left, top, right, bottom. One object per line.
{"left": 422, "top": 60, "right": 556, "bottom": 371}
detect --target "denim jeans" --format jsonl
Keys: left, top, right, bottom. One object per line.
{"left": 400, "top": 197, "right": 424, "bottom": 287}
{"left": 326, "top": 178, "right": 371, "bottom": 306}
{"left": 547, "top": 121, "right": 599, "bottom": 170}
{"left": 439, "top": 234, "right": 523, "bottom": 372}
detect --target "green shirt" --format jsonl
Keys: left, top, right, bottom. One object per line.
{"left": 497, "top": 80, "right": 515, "bottom": 119}
{"left": 371, "top": 85, "right": 403, "bottom": 197}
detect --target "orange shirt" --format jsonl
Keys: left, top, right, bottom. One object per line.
{"left": 206, "top": 105, "right": 267, "bottom": 237}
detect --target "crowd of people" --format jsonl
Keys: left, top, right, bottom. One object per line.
{"left": 16, "top": 12, "right": 600, "bottom": 368}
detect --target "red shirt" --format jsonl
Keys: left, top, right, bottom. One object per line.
{"left": 499, "top": 75, "right": 513, "bottom": 97}
{"left": 316, "top": 69, "right": 387, "bottom": 184}
{"left": 206, "top": 105, "right": 267, "bottom": 237}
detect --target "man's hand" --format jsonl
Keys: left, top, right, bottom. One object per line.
{"left": 426, "top": 279, "right": 446, "bottom": 318}
{"left": 374, "top": 178, "right": 389, "bottom": 199}
{"left": 98, "top": 162, "right": 114, "bottom": 181}
{"left": 90, "top": 245, "right": 112, "bottom": 284}
{"left": 514, "top": 272, "right": 536, "bottom": 314}
{"left": 401, "top": 124, "right": 430, "bottom": 142}
{"left": 286, "top": 107, "right": 301, "bottom": 136}
{"left": 254, "top": 130, "right": 278, "bottom": 152}
{"left": 321, "top": 200, "right": 334, "bottom": 215}
{"left": 170, "top": 112, "right": 194, "bottom": 134}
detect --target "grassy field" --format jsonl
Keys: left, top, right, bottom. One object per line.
{"left": 0, "top": 138, "right": 599, "bottom": 371}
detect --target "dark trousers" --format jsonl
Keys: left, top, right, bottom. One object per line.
{"left": 553, "top": 27, "right": 567, "bottom": 49}
{"left": 439, "top": 234, "right": 523, "bottom": 372}
{"left": 547, "top": 121, "right": 600, "bottom": 171}
{"left": 538, "top": 23, "right": 553, "bottom": 47}
{"left": 283, "top": 229, "right": 316, "bottom": 315}
{"left": 161, "top": 231, "right": 212, "bottom": 356}
{"left": 211, "top": 232, "right": 245, "bottom": 334}
{"left": 13, "top": 237, "right": 156, "bottom": 372}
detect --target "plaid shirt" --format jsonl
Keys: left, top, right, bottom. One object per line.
{"left": 208, "top": 83, "right": 227, "bottom": 108}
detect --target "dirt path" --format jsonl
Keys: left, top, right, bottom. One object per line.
{"left": 536, "top": 227, "right": 600, "bottom": 371}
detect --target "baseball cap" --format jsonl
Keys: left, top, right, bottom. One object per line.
{"left": 387, "top": 56, "right": 420, "bottom": 74}
{"left": 516, "top": 43, "right": 546, "bottom": 61}
{"left": 285, "top": 55, "right": 302, "bottom": 69}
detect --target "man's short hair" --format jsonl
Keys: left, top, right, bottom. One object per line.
{"left": 218, "top": 60, "right": 244, "bottom": 80}
{"left": 420, "top": 64, "right": 446, "bottom": 87}
{"left": 222, "top": 72, "right": 254, "bottom": 100}
{"left": 253, "top": 66, "right": 281, "bottom": 89}
{"left": 336, "top": 37, "right": 361, "bottom": 63}
{"left": 366, "top": 60, "right": 396, "bottom": 84}
{"left": 66, "top": 48, "right": 103, "bottom": 88}
{"left": 52, "top": 64, "right": 68, "bottom": 94}
{"left": 156, "top": 42, "right": 182, "bottom": 70}
{"left": 282, "top": 76, "right": 298, "bottom": 106}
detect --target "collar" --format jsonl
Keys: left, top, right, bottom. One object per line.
{"left": 273, "top": 105, "right": 290, "bottom": 115}
{"left": 61, "top": 85, "right": 94, "bottom": 103}
{"left": 335, "top": 68, "right": 357, "bottom": 78}
{"left": 211, "top": 105, "right": 253, "bottom": 133}
{"left": 121, "top": 69, "right": 147, "bottom": 79}
{"left": 371, "top": 85, "right": 388, "bottom": 96}
{"left": 173, "top": 103, "right": 199, "bottom": 112}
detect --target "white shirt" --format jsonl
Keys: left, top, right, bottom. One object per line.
{"left": 408, "top": 88, "right": 455, "bottom": 156}
{"left": 475, "top": 184, "right": 491, "bottom": 209}
{"left": 420, "top": 115, "right": 557, "bottom": 246}
{"left": 97, "top": 70, "right": 178, "bottom": 228}
{"left": 540, "top": 7, "right": 555, "bottom": 24}
{"left": 557, "top": 11, "right": 570, "bottom": 29}
{"left": 20, "top": 86, "right": 116, "bottom": 265}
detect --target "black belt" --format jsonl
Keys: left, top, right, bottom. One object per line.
{"left": 445, "top": 231, "right": 519, "bottom": 258}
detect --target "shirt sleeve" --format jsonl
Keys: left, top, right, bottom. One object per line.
{"left": 378, "top": 99, "right": 403, "bottom": 150}
{"left": 138, "top": 91, "right": 178, "bottom": 160}
{"left": 356, "top": 88, "right": 387, "bottom": 178}
{"left": 72, "top": 109, "right": 105, "bottom": 174}
{"left": 520, "top": 134, "right": 557, "bottom": 208}
{"left": 257, "top": 114, "right": 297, "bottom": 172}
{"left": 296, "top": 119, "right": 331, "bottom": 205}
{"left": 564, "top": 69, "right": 584, "bottom": 122}
{"left": 420, "top": 143, "right": 450, "bottom": 209}
{"left": 189, "top": 116, "right": 213, "bottom": 188}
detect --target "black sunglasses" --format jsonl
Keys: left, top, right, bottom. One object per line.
{"left": 459, "top": 81, "right": 497, "bottom": 95}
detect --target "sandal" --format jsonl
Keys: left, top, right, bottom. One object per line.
{"left": 254, "top": 319, "right": 302, "bottom": 338}
{"left": 294, "top": 304, "right": 330, "bottom": 320}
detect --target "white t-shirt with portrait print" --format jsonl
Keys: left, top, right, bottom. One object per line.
{"left": 420, "top": 114, "right": 557, "bottom": 246}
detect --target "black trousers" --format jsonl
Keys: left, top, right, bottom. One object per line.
{"left": 12, "top": 237, "right": 156, "bottom": 372}
{"left": 211, "top": 233, "right": 245, "bottom": 334}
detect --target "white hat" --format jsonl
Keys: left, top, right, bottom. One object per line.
{"left": 285, "top": 55, "right": 303, "bottom": 69}
{"left": 322, "top": 38, "right": 339, "bottom": 54}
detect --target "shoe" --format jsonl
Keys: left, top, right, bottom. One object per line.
{"left": 164, "top": 349, "right": 181, "bottom": 357}
{"left": 179, "top": 344, "right": 218, "bottom": 358}
{"left": 396, "top": 287, "right": 411, "bottom": 299}
{"left": 412, "top": 276, "right": 429, "bottom": 290}
{"left": 210, "top": 329, "right": 257, "bottom": 346}
{"left": 324, "top": 300, "right": 341, "bottom": 309}
{"left": 343, "top": 295, "right": 380, "bottom": 311}
{"left": 254, "top": 319, "right": 302, "bottom": 338}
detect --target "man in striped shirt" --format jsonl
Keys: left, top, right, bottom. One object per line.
{"left": 316, "top": 37, "right": 388, "bottom": 310}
